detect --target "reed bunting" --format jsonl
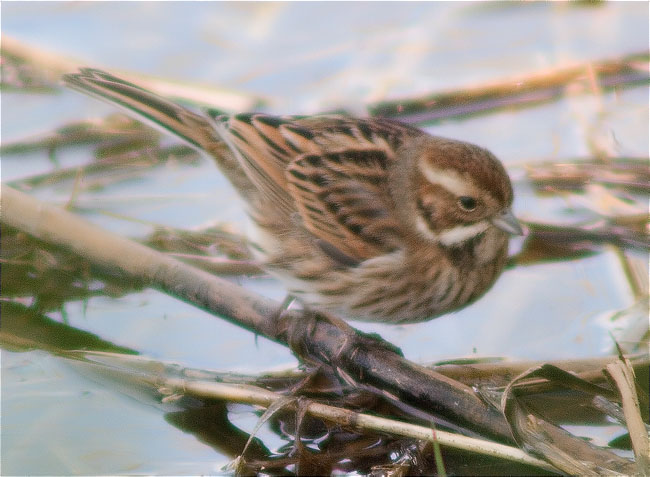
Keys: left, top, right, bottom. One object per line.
{"left": 64, "top": 68, "right": 522, "bottom": 324}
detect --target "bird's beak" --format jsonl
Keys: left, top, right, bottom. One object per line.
{"left": 491, "top": 208, "right": 523, "bottom": 235}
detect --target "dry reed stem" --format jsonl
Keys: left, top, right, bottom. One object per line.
{"left": 164, "top": 254, "right": 261, "bottom": 276}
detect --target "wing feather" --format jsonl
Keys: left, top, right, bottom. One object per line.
{"left": 203, "top": 112, "right": 421, "bottom": 262}
{"left": 286, "top": 150, "right": 403, "bottom": 261}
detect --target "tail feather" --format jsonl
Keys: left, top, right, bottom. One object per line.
{"left": 63, "top": 68, "right": 259, "bottom": 195}
{"left": 62, "top": 68, "right": 217, "bottom": 151}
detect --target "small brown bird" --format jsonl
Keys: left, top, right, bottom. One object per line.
{"left": 64, "top": 68, "right": 522, "bottom": 324}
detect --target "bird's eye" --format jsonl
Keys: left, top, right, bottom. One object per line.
{"left": 458, "top": 196, "right": 477, "bottom": 211}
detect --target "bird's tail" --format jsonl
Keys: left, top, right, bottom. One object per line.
{"left": 63, "top": 68, "right": 221, "bottom": 153}
{"left": 62, "top": 68, "right": 260, "bottom": 192}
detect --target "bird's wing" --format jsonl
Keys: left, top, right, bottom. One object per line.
{"left": 207, "top": 113, "right": 413, "bottom": 262}
{"left": 286, "top": 149, "right": 403, "bottom": 262}
{"left": 206, "top": 112, "right": 323, "bottom": 216}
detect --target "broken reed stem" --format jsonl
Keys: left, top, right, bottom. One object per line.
{"left": 606, "top": 360, "right": 650, "bottom": 475}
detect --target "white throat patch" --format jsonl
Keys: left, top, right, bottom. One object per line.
{"left": 437, "top": 221, "right": 490, "bottom": 246}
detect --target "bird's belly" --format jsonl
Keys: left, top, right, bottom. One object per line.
{"left": 252, "top": 224, "right": 508, "bottom": 324}
{"left": 266, "top": 249, "right": 502, "bottom": 324}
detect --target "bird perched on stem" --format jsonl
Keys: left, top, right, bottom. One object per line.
{"left": 64, "top": 68, "right": 523, "bottom": 324}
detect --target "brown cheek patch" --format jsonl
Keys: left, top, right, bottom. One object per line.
{"left": 416, "top": 180, "right": 459, "bottom": 231}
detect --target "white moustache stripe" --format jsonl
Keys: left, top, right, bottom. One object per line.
{"left": 415, "top": 215, "right": 437, "bottom": 241}
{"left": 437, "top": 221, "right": 490, "bottom": 246}
{"left": 419, "top": 163, "right": 473, "bottom": 197}
{"left": 415, "top": 216, "right": 490, "bottom": 245}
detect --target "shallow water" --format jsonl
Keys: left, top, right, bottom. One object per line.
{"left": 2, "top": 2, "right": 648, "bottom": 474}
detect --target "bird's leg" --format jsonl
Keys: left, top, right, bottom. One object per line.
{"left": 325, "top": 315, "right": 404, "bottom": 362}
{"left": 283, "top": 306, "right": 403, "bottom": 368}
{"left": 271, "top": 294, "right": 324, "bottom": 360}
